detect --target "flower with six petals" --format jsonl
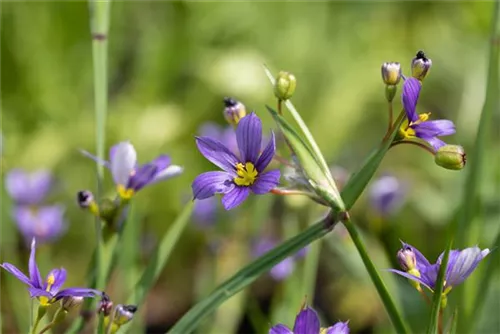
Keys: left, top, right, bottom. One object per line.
{"left": 0, "top": 239, "right": 99, "bottom": 306}
{"left": 269, "top": 306, "right": 349, "bottom": 334}
{"left": 192, "top": 113, "right": 280, "bottom": 210}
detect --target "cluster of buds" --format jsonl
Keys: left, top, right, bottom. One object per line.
{"left": 98, "top": 293, "right": 138, "bottom": 334}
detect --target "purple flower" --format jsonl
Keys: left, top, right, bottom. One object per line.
{"left": 13, "top": 205, "right": 66, "bottom": 244}
{"left": 389, "top": 241, "right": 490, "bottom": 292}
{"left": 269, "top": 306, "right": 349, "bottom": 334}
{"left": 0, "top": 239, "right": 99, "bottom": 306}
{"left": 82, "top": 141, "right": 183, "bottom": 199}
{"left": 5, "top": 169, "right": 53, "bottom": 205}
{"left": 368, "top": 174, "right": 406, "bottom": 217}
{"left": 192, "top": 113, "right": 280, "bottom": 210}
{"left": 400, "top": 78, "right": 456, "bottom": 151}
{"left": 199, "top": 122, "right": 238, "bottom": 153}
{"left": 192, "top": 197, "right": 218, "bottom": 228}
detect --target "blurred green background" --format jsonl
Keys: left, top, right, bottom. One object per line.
{"left": 1, "top": 1, "right": 499, "bottom": 333}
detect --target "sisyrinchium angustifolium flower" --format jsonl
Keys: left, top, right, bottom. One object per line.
{"left": 82, "top": 141, "right": 183, "bottom": 200}
{"left": 192, "top": 113, "right": 281, "bottom": 210}
{"left": 0, "top": 239, "right": 99, "bottom": 307}
{"left": 5, "top": 169, "right": 67, "bottom": 243}
{"left": 389, "top": 241, "right": 490, "bottom": 297}
{"left": 270, "top": 306, "right": 349, "bottom": 334}
{"left": 400, "top": 77, "right": 456, "bottom": 151}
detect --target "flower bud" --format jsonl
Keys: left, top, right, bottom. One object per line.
{"left": 113, "top": 304, "right": 137, "bottom": 326}
{"left": 274, "top": 71, "right": 296, "bottom": 100}
{"left": 97, "top": 293, "right": 113, "bottom": 317}
{"left": 223, "top": 97, "right": 246, "bottom": 126}
{"left": 62, "top": 296, "right": 84, "bottom": 312}
{"left": 397, "top": 246, "right": 417, "bottom": 272}
{"left": 77, "top": 190, "right": 94, "bottom": 209}
{"left": 381, "top": 62, "right": 402, "bottom": 86}
{"left": 411, "top": 50, "right": 432, "bottom": 81}
{"left": 434, "top": 145, "right": 466, "bottom": 170}
{"left": 385, "top": 85, "right": 397, "bottom": 102}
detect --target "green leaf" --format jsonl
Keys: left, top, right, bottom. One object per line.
{"left": 167, "top": 213, "right": 336, "bottom": 334}
{"left": 427, "top": 243, "right": 450, "bottom": 334}
{"left": 266, "top": 105, "right": 345, "bottom": 211}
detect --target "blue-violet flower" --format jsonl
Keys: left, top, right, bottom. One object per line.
{"left": 270, "top": 306, "right": 349, "bottom": 334}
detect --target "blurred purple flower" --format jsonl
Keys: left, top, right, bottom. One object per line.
{"left": 253, "top": 237, "right": 307, "bottom": 281}
{"left": 5, "top": 169, "right": 53, "bottom": 205}
{"left": 389, "top": 241, "right": 490, "bottom": 292}
{"left": 13, "top": 205, "right": 66, "bottom": 244}
{"left": 82, "top": 141, "right": 183, "bottom": 199}
{"left": 368, "top": 174, "right": 406, "bottom": 217}
{"left": 0, "top": 239, "right": 99, "bottom": 306}
{"left": 199, "top": 122, "right": 238, "bottom": 153}
{"left": 269, "top": 306, "right": 349, "bottom": 334}
{"left": 400, "top": 78, "right": 456, "bottom": 151}
{"left": 192, "top": 113, "right": 280, "bottom": 210}
{"left": 192, "top": 197, "right": 218, "bottom": 228}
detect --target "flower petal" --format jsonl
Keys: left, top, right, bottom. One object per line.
{"left": 424, "top": 137, "right": 447, "bottom": 151}
{"left": 151, "top": 155, "right": 171, "bottom": 171}
{"left": 6, "top": 169, "right": 53, "bottom": 205}
{"left": 110, "top": 142, "right": 137, "bottom": 186}
{"left": 152, "top": 165, "right": 184, "bottom": 184}
{"left": 192, "top": 171, "right": 234, "bottom": 200}
{"left": 80, "top": 150, "right": 110, "bottom": 168}
{"left": 402, "top": 78, "right": 421, "bottom": 123}
{"left": 127, "top": 164, "right": 158, "bottom": 191}
{"left": 221, "top": 186, "right": 250, "bottom": 210}
{"left": 251, "top": 170, "right": 280, "bottom": 194}
{"left": 195, "top": 136, "right": 239, "bottom": 172}
{"left": 14, "top": 206, "right": 67, "bottom": 244}
{"left": 236, "top": 113, "right": 262, "bottom": 164}
{"left": 28, "top": 287, "right": 52, "bottom": 299}
{"left": 54, "top": 288, "right": 100, "bottom": 300}
{"left": 443, "top": 247, "right": 489, "bottom": 287}
{"left": 0, "top": 263, "right": 32, "bottom": 286}
{"left": 256, "top": 132, "right": 276, "bottom": 172}
{"left": 270, "top": 257, "right": 295, "bottom": 281}
{"left": 388, "top": 268, "right": 436, "bottom": 291}
{"left": 414, "top": 120, "right": 456, "bottom": 138}
{"left": 293, "top": 307, "right": 320, "bottom": 334}
{"left": 326, "top": 321, "right": 350, "bottom": 334}
{"left": 269, "top": 324, "right": 293, "bottom": 334}
{"left": 45, "top": 268, "right": 67, "bottom": 294}
{"left": 29, "top": 239, "right": 43, "bottom": 289}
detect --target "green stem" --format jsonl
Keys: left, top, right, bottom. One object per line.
{"left": 167, "top": 213, "right": 337, "bottom": 333}
{"left": 343, "top": 219, "right": 410, "bottom": 334}
{"left": 30, "top": 306, "right": 46, "bottom": 334}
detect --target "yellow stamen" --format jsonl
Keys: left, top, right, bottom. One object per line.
{"left": 39, "top": 273, "right": 56, "bottom": 306}
{"left": 117, "top": 184, "right": 134, "bottom": 200}
{"left": 233, "top": 162, "right": 258, "bottom": 186}
{"left": 399, "top": 113, "right": 432, "bottom": 139}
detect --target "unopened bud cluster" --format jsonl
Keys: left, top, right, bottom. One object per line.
{"left": 98, "top": 293, "right": 138, "bottom": 334}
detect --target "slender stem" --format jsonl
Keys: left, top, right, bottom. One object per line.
{"left": 438, "top": 310, "right": 443, "bottom": 334}
{"left": 419, "top": 289, "right": 432, "bottom": 306}
{"left": 390, "top": 140, "right": 436, "bottom": 156}
{"left": 343, "top": 219, "right": 410, "bottom": 334}
{"left": 384, "top": 101, "right": 394, "bottom": 140}
{"left": 277, "top": 99, "right": 283, "bottom": 115}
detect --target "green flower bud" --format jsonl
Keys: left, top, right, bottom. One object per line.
{"left": 434, "top": 145, "right": 466, "bottom": 170}
{"left": 411, "top": 50, "right": 432, "bottom": 81}
{"left": 274, "top": 71, "right": 296, "bottom": 100}
{"left": 223, "top": 97, "right": 246, "bottom": 126}
{"left": 99, "top": 198, "right": 119, "bottom": 223}
{"left": 381, "top": 62, "right": 402, "bottom": 85}
{"left": 385, "top": 85, "right": 397, "bottom": 102}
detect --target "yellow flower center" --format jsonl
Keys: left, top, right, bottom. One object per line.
{"left": 39, "top": 273, "right": 56, "bottom": 306}
{"left": 233, "top": 162, "right": 258, "bottom": 186}
{"left": 117, "top": 185, "right": 135, "bottom": 200}
{"left": 399, "top": 113, "right": 431, "bottom": 139}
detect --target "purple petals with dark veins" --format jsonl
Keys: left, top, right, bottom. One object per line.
{"left": 196, "top": 136, "right": 239, "bottom": 172}
{"left": 402, "top": 77, "right": 421, "bottom": 123}
{"left": 326, "top": 322, "right": 351, "bottom": 334}
{"left": 251, "top": 170, "right": 281, "bottom": 194}
{"left": 221, "top": 187, "right": 250, "bottom": 210}
{"left": 256, "top": 132, "right": 276, "bottom": 172}
{"left": 236, "top": 113, "right": 262, "bottom": 164}
{"left": 293, "top": 307, "right": 320, "bottom": 334}
{"left": 269, "top": 324, "right": 293, "bottom": 334}
{"left": 44, "top": 268, "right": 67, "bottom": 293}
{"left": 0, "top": 263, "right": 31, "bottom": 286}
{"left": 192, "top": 171, "right": 234, "bottom": 200}
{"left": 127, "top": 164, "right": 158, "bottom": 191}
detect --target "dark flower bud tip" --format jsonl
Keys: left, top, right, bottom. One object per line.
{"left": 77, "top": 190, "right": 94, "bottom": 208}
{"left": 411, "top": 50, "right": 432, "bottom": 81}
{"left": 274, "top": 71, "right": 297, "bottom": 100}
{"left": 97, "top": 292, "right": 113, "bottom": 317}
{"left": 434, "top": 145, "right": 466, "bottom": 170}
{"left": 223, "top": 97, "right": 246, "bottom": 126}
{"left": 114, "top": 304, "right": 138, "bottom": 326}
